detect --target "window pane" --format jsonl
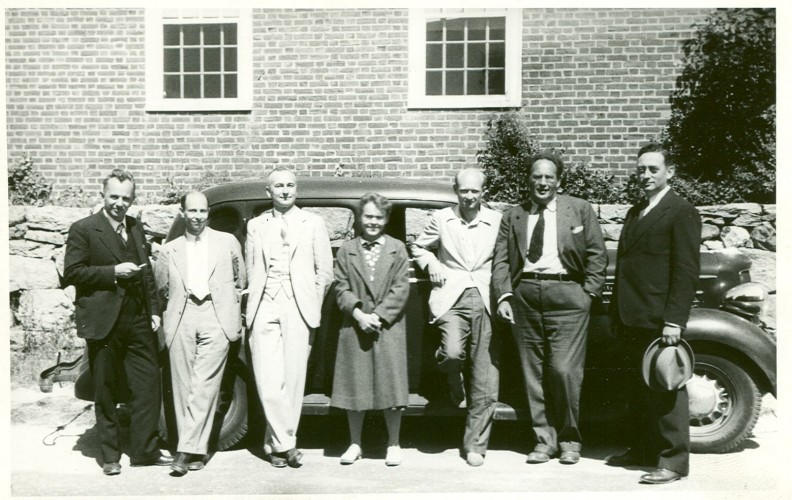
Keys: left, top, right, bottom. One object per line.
{"left": 468, "top": 18, "right": 486, "bottom": 41}
{"left": 164, "top": 75, "right": 181, "bottom": 98}
{"left": 467, "top": 70, "right": 486, "bottom": 95}
{"left": 468, "top": 43, "right": 486, "bottom": 68}
{"left": 426, "top": 19, "right": 443, "bottom": 42}
{"left": 446, "top": 19, "right": 464, "bottom": 41}
{"left": 426, "top": 71, "right": 442, "bottom": 96}
{"left": 426, "top": 44, "right": 442, "bottom": 69}
{"left": 163, "top": 25, "right": 180, "bottom": 46}
{"left": 204, "top": 24, "right": 221, "bottom": 45}
{"left": 184, "top": 75, "right": 201, "bottom": 98}
{"left": 183, "top": 25, "right": 200, "bottom": 46}
{"left": 488, "top": 70, "right": 505, "bottom": 95}
{"left": 164, "top": 48, "right": 180, "bottom": 72}
{"left": 204, "top": 48, "right": 221, "bottom": 72}
{"left": 224, "top": 74, "right": 238, "bottom": 98}
{"left": 204, "top": 74, "right": 221, "bottom": 98}
{"left": 446, "top": 44, "right": 464, "bottom": 68}
{"left": 489, "top": 18, "right": 506, "bottom": 41}
{"left": 183, "top": 48, "right": 201, "bottom": 72}
{"left": 224, "top": 48, "right": 237, "bottom": 71}
{"left": 446, "top": 71, "right": 464, "bottom": 95}
{"left": 223, "top": 24, "right": 237, "bottom": 45}
{"left": 488, "top": 42, "right": 505, "bottom": 68}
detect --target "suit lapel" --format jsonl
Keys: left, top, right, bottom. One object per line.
{"left": 348, "top": 239, "right": 376, "bottom": 298}
{"left": 288, "top": 207, "right": 304, "bottom": 260}
{"left": 371, "top": 237, "right": 395, "bottom": 301}
{"left": 555, "top": 196, "right": 573, "bottom": 254}
{"left": 206, "top": 227, "right": 219, "bottom": 279}
{"left": 623, "top": 193, "right": 673, "bottom": 251}
{"left": 513, "top": 204, "right": 529, "bottom": 260}
{"left": 171, "top": 236, "right": 188, "bottom": 289}
{"left": 94, "top": 212, "right": 126, "bottom": 263}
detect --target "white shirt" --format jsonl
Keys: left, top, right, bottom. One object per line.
{"left": 103, "top": 210, "right": 126, "bottom": 239}
{"left": 523, "top": 197, "right": 567, "bottom": 275}
{"left": 185, "top": 231, "right": 210, "bottom": 300}
{"left": 641, "top": 185, "right": 672, "bottom": 218}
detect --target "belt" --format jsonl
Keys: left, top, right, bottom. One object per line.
{"left": 520, "top": 272, "right": 582, "bottom": 284}
{"left": 188, "top": 294, "right": 212, "bottom": 304}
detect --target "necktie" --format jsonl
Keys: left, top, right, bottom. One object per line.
{"left": 116, "top": 223, "right": 127, "bottom": 244}
{"left": 527, "top": 205, "right": 545, "bottom": 263}
{"left": 280, "top": 216, "right": 288, "bottom": 243}
{"left": 361, "top": 241, "right": 376, "bottom": 251}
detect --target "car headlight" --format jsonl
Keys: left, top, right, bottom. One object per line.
{"left": 722, "top": 282, "right": 766, "bottom": 319}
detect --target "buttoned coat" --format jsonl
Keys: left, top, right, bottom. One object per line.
{"left": 491, "top": 194, "right": 607, "bottom": 300}
{"left": 244, "top": 207, "right": 333, "bottom": 329}
{"left": 155, "top": 227, "right": 247, "bottom": 347}
{"left": 64, "top": 211, "right": 160, "bottom": 340}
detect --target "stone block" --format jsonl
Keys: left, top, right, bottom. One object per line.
{"left": 9, "top": 206, "right": 27, "bottom": 226}
{"left": 15, "top": 289, "right": 79, "bottom": 351}
{"left": 9, "top": 240, "right": 56, "bottom": 259}
{"left": 751, "top": 223, "right": 776, "bottom": 252}
{"left": 140, "top": 204, "right": 180, "bottom": 238}
{"left": 598, "top": 204, "right": 630, "bottom": 224}
{"left": 704, "top": 240, "right": 725, "bottom": 251}
{"left": 25, "top": 206, "right": 88, "bottom": 233}
{"left": 721, "top": 226, "right": 752, "bottom": 249}
{"left": 701, "top": 224, "right": 720, "bottom": 241}
{"left": 25, "top": 229, "right": 66, "bottom": 245}
{"left": 600, "top": 224, "right": 623, "bottom": 241}
{"left": 9, "top": 255, "right": 61, "bottom": 291}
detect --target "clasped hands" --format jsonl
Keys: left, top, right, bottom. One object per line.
{"left": 353, "top": 308, "right": 382, "bottom": 334}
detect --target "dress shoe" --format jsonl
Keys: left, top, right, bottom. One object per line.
{"left": 188, "top": 457, "right": 206, "bottom": 471}
{"left": 559, "top": 451, "right": 580, "bottom": 465}
{"left": 640, "top": 468, "right": 684, "bottom": 485}
{"left": 525, "top": 451, "right": 551, "bottom": 464}
{"left": 130, "top": 454, "right": 174, "bottom": 467}
{"left": 268, "top": 452, "right": 287, "bottom": 468}
{"left": 170, "top": 453, "right": 189, "bottom": 476}
{"left": 606, "top": 449, "right": 651, "bottom": 467}
{"left": 286, "top": 448, "right": 303, "bottom": 468}
{"left": 102, "top": 462, "right": 121, "bottom": 476}
{"left": 385, "top": 445, "right": 402, "bottom": 466}
{"left": 466, "top": 452, "right": 484, "bottom": 467}
{"left": 340, "top": 444, "right": 362, "bottom": 465}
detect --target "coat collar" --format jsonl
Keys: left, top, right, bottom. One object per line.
{"left": 93, "top": 211, "right": 131, "bottom": 263}
{"left": 170, "top": 227, "right": 220, "bottom": 285}
{"left": 347, "top": 235, "right": 398, "bottom": 300}
{"left": 622, "top": 190, "right": 678, "bottom": 251}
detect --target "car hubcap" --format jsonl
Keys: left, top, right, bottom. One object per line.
{"left": 687, "top": 369, "right": 731, "bottom": 429}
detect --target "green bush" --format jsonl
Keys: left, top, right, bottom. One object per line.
{"left": 561, "top": 164, "right": 623, "bottom": 204}
{"left": 664, "top": 8, "right": 775, "bottom": 203}
{"left": 8, "top": 154, "right": 52, "bottom": 206}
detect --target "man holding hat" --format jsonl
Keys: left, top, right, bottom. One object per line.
{"left": 608, "top": 143, "right": 702, "bottom": 484}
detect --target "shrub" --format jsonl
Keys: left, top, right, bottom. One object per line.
{"left": 561, "top": 164, "right": 623, "bottom": 204}
{"left": 8, "top": 154, "right": 52, "bottom": 206}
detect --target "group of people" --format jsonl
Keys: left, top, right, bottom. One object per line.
{"left": 63, "top": 143, "right": 700, "bottom": 485}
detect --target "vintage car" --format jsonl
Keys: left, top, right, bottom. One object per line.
{"left": 53, "top": 178, "right": 776, "bottom": 455}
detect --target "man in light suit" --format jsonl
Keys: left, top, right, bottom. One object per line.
{"left": 155, "top": 191, "right": 246, "bottom": 476}
{"left": 64, "top": 169, "right": 170, "bottom": 475}
{"left": 607, "top": 144, "right": 701, "bottom": 484}
{"left": 492, "top": 151, "right": 606, "bottom": 465}
{"left": 411, "top": 168, "right": 502, "bottom": 467}
{"left": 245, "top": 167, "right": 333, "bottom": 468}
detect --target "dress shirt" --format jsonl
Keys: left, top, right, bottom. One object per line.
{"left": 103, "top": 209, "right": 126, "bottom": 237}
{"left": 265, "top": 208, "right": 295, "bottom": 299}
{"left": 523, "top": 197, "right": 567, "bottom": 275}
{"left": 185, "top": 230, "right": 210, "bottom": 300}
{"left": 640, "top": 185, "right": 672, "bottom": 218}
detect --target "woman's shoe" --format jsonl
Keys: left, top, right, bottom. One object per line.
{"left": 340, "top": 444, "right": 362, "bottom": 465}
{"left": 385, "top": 445, "right": 402, "bottom": 466}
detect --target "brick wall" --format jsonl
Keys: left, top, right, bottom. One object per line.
{"left": 6, "top": 8, "right": 711, "bottom": 198}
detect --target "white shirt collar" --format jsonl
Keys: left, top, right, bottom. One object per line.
{"left": 645, "top": 185, "right": 672, "bottom": 212}
{"left": 184, "top": 228, "right": 207, "bottom": 243}
{"left": 531, "top": 196, "right": 557, "bottom": 214}
{"left": 103, "top": 209, "right": 125, "bottom": 231}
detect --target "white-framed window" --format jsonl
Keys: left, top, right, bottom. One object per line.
{"left": 145, "top": 9, "right": 252, "bottom": 112}
{"left": 408, "top": 9, "right": 522, "bottom": 109}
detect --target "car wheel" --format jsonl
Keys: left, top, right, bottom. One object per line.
{"left": 159, "top": 360, "right": 249, "bottom": 452}
{"left": 687, "top": 353, "right": 761, "bottom": 453}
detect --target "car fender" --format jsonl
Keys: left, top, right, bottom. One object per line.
{"left": 684, "top": 308, "right": 776, "bottom": 396}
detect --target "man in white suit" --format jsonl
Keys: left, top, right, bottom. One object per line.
{"left": 411, "top": 168, "right": 502, "bottom": 467}
{"left": 155, "top": 191, "right": 246, "bottom": 475}
{"left": 245, "top": 167, "right": 333, "bottom": 468}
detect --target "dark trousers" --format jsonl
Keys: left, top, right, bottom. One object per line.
{"left": 511, "top": 279, "right": 590, "bottom": 454}
{"left": 617, "top": 323, "right": 690, "bottom": 475}
{"left": 435, "top": 288, "right": 500, "bottom": 455}
{"left": 87, "top": 294, "right": 161, "bottom": 464}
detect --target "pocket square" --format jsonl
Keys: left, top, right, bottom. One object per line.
{"left": 572, "top": 225, "right": 584, "bottom": 234}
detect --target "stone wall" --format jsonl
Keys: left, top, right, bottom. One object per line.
{"left": 7, "top": 201, "right": 776, "bottom": 353}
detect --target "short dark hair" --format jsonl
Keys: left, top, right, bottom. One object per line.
{"left": 637, "top": 143, "right": 673, "bottom": 165}
{"left": 529, "top": 150, "right": 565, "bottom": 179}
{"left": 102, "top": 169, "right": 135, "bottom": 191}
{"left": 358, "top": 192, "right": 392, "bottom": 220}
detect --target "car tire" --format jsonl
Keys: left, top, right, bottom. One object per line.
{"left": 688, "top": 353, "right": 762, "bottom": 453}
{"left": 159, "top": 360, "right": 249, "bottom": 452}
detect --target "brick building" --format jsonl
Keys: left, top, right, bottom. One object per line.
{"left": 5, "top": 8, "right": 711, "bottom": 198}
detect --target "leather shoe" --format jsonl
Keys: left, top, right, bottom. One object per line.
{"left": 188, "top": 456, "right": 206, "bottom": 471}
{"left": 466, "top": 452, "right": 484, "bottom": 467}
{"left": 130, "top": 454, "right": 173, "bottom": 467}
{"left": 640, "top": 468, "right": 683, "bottom": 485}
{"left": 606, "top": 449, "right": 651, "bottom": 467}
{"left": 102, "top": 462, "right": 121, "bottom": 476}
{"left": 559, "top": 451, "right": 580, "bottom": 465}
{"left": 525, "top": 451, "right": 551, "bottom": 464}
{"left": 170, "top": 453, "right": 189, "bottom": 476}
{"left": 286, "top": 448, "right": 303, "bottom": 468}
{"left": 267, "top": 451, "right": 287, "bottom": 468}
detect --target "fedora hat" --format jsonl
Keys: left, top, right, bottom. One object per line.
{"left": 641, "top": 338, "right": 695, "bottom": 392}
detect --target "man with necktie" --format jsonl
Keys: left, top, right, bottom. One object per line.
{"left": 492, "top": 151, "right": 606, "bottom": 465}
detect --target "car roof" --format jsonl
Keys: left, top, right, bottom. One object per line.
{"left": 204, "top": 177, "right": 459, "bottom": 206}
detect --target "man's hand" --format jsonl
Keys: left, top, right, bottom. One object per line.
{"left": 497, "top": 300, "right": 515, "bottom": 324}
{"left": 151, "top": 315, "right": 161, "bottom": 332}
{"left": 427, "top": 260, "right": 446, "bottom": 287}
{"left": 114, "top": 262, "right": 143, "bottom": 279}
{"left": 661, "top": 324, "right": 682, "bottom": 346}
{"left": 353, "top": 308, "right": 382, "bottom": 334}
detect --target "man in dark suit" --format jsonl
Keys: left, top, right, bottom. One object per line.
{"left": 64, "top": 169, "right": 171, "bottom": 475}
{"left": 492, "top": 151, "right": 607, "bottom": 466}
{"left": 607, "top": 143, "right": 701, "bottom": 484}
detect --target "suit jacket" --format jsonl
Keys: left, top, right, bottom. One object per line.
{"left": 492, "top": 194, "right": 607, "bottom": 300}
{"left": 244, "top": 206, "right": 333, "bottom": 328}
{"left": 612, "top": 189, "right": 701, "bottom": 330}
{"left": 155, "top": 227, "right": 246, "bottom": 347}
{"left": 64, "top": 211, "right": 160, "bottom": 340}
{"left": 411, "top": 206, "right": 501, "bottom": 321}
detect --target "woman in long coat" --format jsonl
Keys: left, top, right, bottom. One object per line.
{"left": 331, "top": 192, "right": 410, "bottom": 466}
